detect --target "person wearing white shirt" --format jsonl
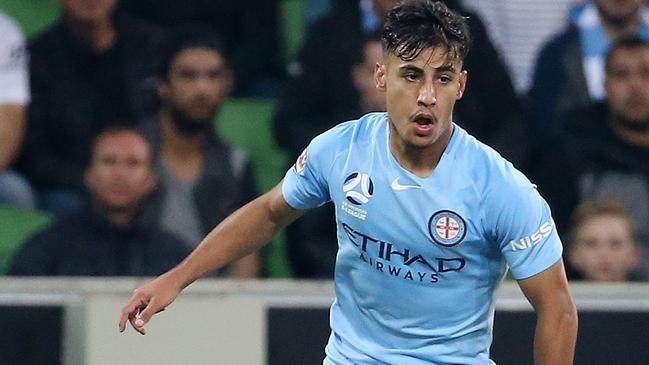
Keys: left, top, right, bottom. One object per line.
{"left": 0, "top": 11, "right": 35, "bottom": 208}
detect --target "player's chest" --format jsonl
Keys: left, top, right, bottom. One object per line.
{"left": 330, "top": 163, "right": 486, "bottom": 258}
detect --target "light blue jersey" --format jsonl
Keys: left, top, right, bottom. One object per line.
{"left": 282, "top": 112, "right": 562, "bottom": 365}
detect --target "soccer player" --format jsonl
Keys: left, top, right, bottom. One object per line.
{"left": 118, "top": 1, "right": 578, "bottom": 364}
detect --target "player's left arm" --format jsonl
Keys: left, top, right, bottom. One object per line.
{"left": 517, "top": 259, "right": 578, "bottom": 365}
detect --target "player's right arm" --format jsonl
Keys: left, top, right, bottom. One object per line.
{"left": 118, "top": 181, "right": 304, "bottom": 335}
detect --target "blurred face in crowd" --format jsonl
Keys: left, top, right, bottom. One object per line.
{"left": 59, "top": 0, "right": 118, "bottom": 23}
{"left": 352, "top": 39, "right": 387, "bottom": 113}
{"left": 568, "top": 214, "right": 640, "bottom": 281}
{"left": 594, "top": 0, "right": 644, "bottom": 25}
{"left": 85, "top": 130, "right": 157, "bottom": 212}
{"left": 375, "top": 46, "right": 466, "bottom": 155}
{"left": 158, "top": 47, "right": 232, "bottom": 134}
{"left": 606, "top": 44, "right": 649, "bottom": 127}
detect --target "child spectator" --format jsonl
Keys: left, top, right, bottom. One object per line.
{"left": 567, "top": 200, "right": 642, "bottom": 281}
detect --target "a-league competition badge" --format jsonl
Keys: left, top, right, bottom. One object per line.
{"left": 343, "top": 172, "right": 374, "bottom": 205}
{"left": 428, "top": 210, "right": 466, "bottom": 247}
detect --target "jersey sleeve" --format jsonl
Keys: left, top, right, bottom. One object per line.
{"left": 487, "top": 174, "right": 563, "bottom": 280}
{"left": 281, "top": 132, "right": 334, "bottom": 210}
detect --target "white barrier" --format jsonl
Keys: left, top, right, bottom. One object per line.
{"left": 0, "top": 279, "right": 648, "bottom": 365}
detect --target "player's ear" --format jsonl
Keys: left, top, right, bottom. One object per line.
{"left": 456, "top": 70, "right": 467, "bottom": 100}
{"left": 375, "top": 62, "right": 387, "bottom": 91}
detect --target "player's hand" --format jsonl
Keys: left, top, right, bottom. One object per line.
{"left": 118, "top": 273, "right": 182, "bottom": 335}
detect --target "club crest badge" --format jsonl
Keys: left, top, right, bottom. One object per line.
{"left": 428, "top": 210, "right": 466, "bottom": 247}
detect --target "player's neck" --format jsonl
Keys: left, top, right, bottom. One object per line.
{"left": 389, "top": 128, "right": 452, "bottom": 178}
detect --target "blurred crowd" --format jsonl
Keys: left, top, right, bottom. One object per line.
{"left": 1, "top": 0, "right": 648, "bottom": 282}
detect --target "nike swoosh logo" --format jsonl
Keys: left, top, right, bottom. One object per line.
{"left": 391, "top": 177, "right": 421, "bottom": 191}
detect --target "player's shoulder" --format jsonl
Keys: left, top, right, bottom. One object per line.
{"left": 452, "top": 125, "right": 535, "bottom": 197}
{"left": 308, "top": 112, "right": 385, "bottom": 154}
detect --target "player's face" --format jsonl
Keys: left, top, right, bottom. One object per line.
{"left": 159, "top": 47, "right": 231, "bottom": 121}
{"left": 85, "top": 131, "right": 157, "bottom": 211}
{"left": 569, "top": 215, "right": 639, "bottom": 281}
{"left": 59, "top": 0, "right": 117, "bottom": 23}
{"left": 606, "top": 45, "right": 649, "bottom": 126}
{"left": 375, "top": 46, "right": 466, "bottom": 153}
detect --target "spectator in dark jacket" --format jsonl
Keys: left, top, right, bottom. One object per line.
{"left": 528, "top": 0, "right": 649, "bottom": 141}
{"left": 17, "top": 0, "right": 164, "bottom": 214}
{"left": 533, "top": 36, "right": 649, "bottom": 279}
{"left": 141, "top": 27, "right": 261, "bottom": 278}
{"left": 9, "top": 126, "right": 190, "bottom": 276}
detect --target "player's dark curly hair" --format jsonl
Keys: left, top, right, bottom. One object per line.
{"left": 382, "top": 0, "right": 471, "bottom": 62}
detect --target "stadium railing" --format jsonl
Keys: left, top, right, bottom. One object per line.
{"left": 0, "top": 279, "right": 647, "bottom": 365}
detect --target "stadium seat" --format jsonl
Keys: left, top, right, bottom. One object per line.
{"left": 0, "top": 205, "right": 53, "bottom": 274}
{"left": 216, "top": 97, "right": 289, "bottom": 192}
{"left": 215, "top": 98, "right": 293, "bottom": 277}
{"left": 0, "top": 0, "right": 60, "bottom": 39}
{"left": 279, "top": 0, "right": 307, "bottom": 66}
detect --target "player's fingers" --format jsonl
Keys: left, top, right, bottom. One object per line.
{"left": 130, "top": 314, "right": 147, "bottom": 335}
{"left": 119, "top": 297, "right": 145, "bottom": 332}
{"left": 128, "top": 316, "right": 146, "bottom": 335}
{"left": 129, "top": 305, "right": 165, "bottom": 334}
{"left": 135, "top": 297, "right": 161, "bottom": 329}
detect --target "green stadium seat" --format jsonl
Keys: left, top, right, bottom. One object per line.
{"left": 216, "top": 97, "right": 289, "bottom": 192}
{"left": 0, "top": 205, "right": 53, "bottom": 274}
{"left": 0, "top": 0, "right": 60, "bottom": 39}
{"left": 215, "top": 98, "right": 293, "bottom": 278}
{"left": 279, "top": 0, "right": 307, "bottom": 66}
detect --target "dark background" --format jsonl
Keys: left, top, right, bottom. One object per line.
{"left": 268, "top": 307, "right": 649, "bottom": 365}
{"left": 0, "top": 306, "right": 62, "bottom": 365}
{"left": 1, "top": 305, "right": 647, "bottom": 365}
